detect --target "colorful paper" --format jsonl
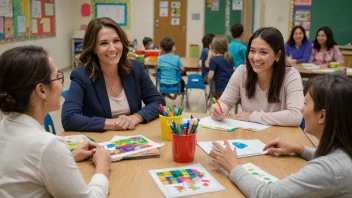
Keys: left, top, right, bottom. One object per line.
{"left": 64, "top": 135, "right": 89, "bottom": 151}
{"left": 149, "top": 164, "right": 225, "bottom": 197}
{"left": 81, "top": 3, "right": 91, "bottom": 17}
{"left": 100, "top": 135, "right": 163, "bottom": 161}
{"left": 242, "top": 163, "right": 279, "bottom": 184}
{"left": 197, "top": 139, "right": 267, "bottom": 158}
{"left": 44, "top": 3, "right": 54, "bottom": 16}
{"left": 40, "top": 18, "right": 50, "bottom": 33}
{"left": 199, "top": 116, "right": 271, "bottom": 132}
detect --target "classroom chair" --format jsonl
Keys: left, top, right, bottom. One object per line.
{"left": 61, "top": 90, "right": 69, "bottom": 99}
{"left": 155, "top": 70, "right": 185, "bottom": 106}
{"left": 300, "top": 119, "right": 305, "bottom": 131}
{"left": 43, "top": 114, "right": 56, "bottom": 135}
{"left": 185, "top": 74, "right": 207, "bottom": 112}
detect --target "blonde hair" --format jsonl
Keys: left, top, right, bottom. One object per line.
{"left": 211, "top": 35, "right": 232, "bottom": 62}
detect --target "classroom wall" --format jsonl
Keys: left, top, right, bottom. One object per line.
{"left": 73, "top": 0, "right": 204, "bottom": 57}
{"left": 254, "top": 0, "right": 290, "bottom": 41}
{"left": 0, "top": 0, "right": 75, "bottom": 70}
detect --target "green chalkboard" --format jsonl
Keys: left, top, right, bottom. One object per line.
{"left": 204, "top": 0, "right": 242, "bottom": 41}
{"left": 310, "top": 0, "right": 352, "bottom": 45}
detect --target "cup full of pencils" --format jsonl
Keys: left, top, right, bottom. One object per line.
{"left": 170, "top": 117, "right": 199, "bottom": 163}
{"left": 159, "top": 105, "right": 183, "bottom": 141}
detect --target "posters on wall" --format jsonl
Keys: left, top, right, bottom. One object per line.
{"left": 211, "top": 0, "right": 220, "bottom": 11}
{"left": 290, "top": 0, "right": 312, "bottom": 38}
{"left": 232, "top": 0, "right": 242, "bottom": 10}
{"left": 159, "top": 1, "right": 168, "bottom": 17}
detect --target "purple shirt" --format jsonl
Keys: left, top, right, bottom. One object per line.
{"left": 285, "top": 40, "right": 312, "bottom": 63}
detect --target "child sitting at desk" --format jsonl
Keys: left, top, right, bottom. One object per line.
{"left": 157, "top": 36, "right": 185, "bottom": 93}
{"left": 207, "top": 35, "right": 235, "bottom": 99}
{"left": 143, "top": 37, "right": 157, "bottom": 50}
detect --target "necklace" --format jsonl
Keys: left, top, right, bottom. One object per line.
{"left": 105, "top": 78, "right": 118, "bottom": 92}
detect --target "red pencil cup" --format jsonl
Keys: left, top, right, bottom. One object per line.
{"left": 171, "top": 133, "right": 196, "bottom": 163}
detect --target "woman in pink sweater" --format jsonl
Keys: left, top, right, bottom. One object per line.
{"left": 309, "top": 26, "right": 344, "bottom": 68}
{"left": 211, "top": 27, "right": 304, "bottom": 126}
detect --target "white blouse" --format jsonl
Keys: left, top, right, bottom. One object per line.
{"left": 0, "top": 113, "right": 109, "bottom": 198}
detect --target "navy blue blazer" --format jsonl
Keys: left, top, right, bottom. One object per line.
{"left": 61, "top": 60, "right": 165, "bottom": 132}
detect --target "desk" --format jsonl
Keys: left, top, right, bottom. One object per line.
{"left": 295, "top": 64, "right": 352, "bottom": 78}
{"left": 61, "top": 113, "right": 316, "bottom": 197}
{"left": 144, "top": 57, "right": 200, "bottom": 72}
{"left": 339, "top": 45, "right": 352, "bottom": 67}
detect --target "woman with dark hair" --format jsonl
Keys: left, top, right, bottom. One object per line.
{"left": 211, "top": 27, "right": 304, "bottom": 126}
{"left": 286, "top": 25, "right": 312, "bottom": 64}
{"left": 201, "top": 33, "right": 215, "bottom": 82}
{"left": 310, "top": 26, "right": 344, "bottom": 68}
{"left": 0, "top": 46, "right": 111, "bottom": 197}
{"left": 62, "top": 17, "right": 165, "bottom": 132}
{"left": 209, "top": 75, "right": 352, "bottom": 197}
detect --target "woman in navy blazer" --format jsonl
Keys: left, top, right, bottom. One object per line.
{"left": 62, "top": 17, "right": 165, "bottom": 132}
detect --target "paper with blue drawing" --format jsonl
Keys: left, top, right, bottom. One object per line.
{"left": 197, "top": 139, "right": 267, "bottom": 158}
{"left": 199, "top": 116, "right": 271, "bottom": 132}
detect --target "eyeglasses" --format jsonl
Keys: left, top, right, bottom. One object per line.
{"left": 47, "top": 71, "right": 64, "bottom": 85}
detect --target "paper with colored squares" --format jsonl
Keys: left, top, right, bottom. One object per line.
{"left": 100, "top": 135, "right": 163, "bottom": 161}
{"left": 197, "top": 139, "right": 267, "bottom": 158}
{"left": 149, "top": 164, "right": 225, "bottom": 197}
{"left": 64, "top": 135, "right": 89, "bottom": 151}
{"left": 199, "top": 116, "right": 271, "bottom": 132}
{"left": 242, "top": 163, "right": 279, "bottom": 184}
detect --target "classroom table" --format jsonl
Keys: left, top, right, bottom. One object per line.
{"left": 295, "top": 64, "right": 352, "bottom": 78}
{"left": 61, "top": 113, "right": 317, "bottom": 198}
{"left": 144, "top": 57, "right": 201, "bottom": 73}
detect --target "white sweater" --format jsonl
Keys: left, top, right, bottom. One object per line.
{"left": 0, "top": 113, "right": 109, "bottom": 198}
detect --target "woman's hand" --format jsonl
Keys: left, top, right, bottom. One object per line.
{"left": 72, "top": 140, "right": 96, "bottom": 162}
{"left": 92, "top": 145, "right": 111, "bottom": 178}
{"left": 209, "top": 141, "right": 239, "bottom": 173}
{"left": 263, "top": 137, "right": 305, "bottom": 155}
{"left": 320, "top": 64, "right": 329, "bottom": 69}
{"left": 114, "top": 114, "right": 142, "bottom": 130}
{"left": 210, "top": 104, "right": 226, "bottom": 121}
{"left": 232, "top": 111, "right": 251, "bottom": 122}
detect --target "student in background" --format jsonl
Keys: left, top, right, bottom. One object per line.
{"left": 157, "top": 36, "right": 185, "bottom": 92}
{"left": 143, "top": 37, "right": 156, "bottom": 50}
{"left": 229, "top": 23, "right": 247, "bottom": 67}
{"left": 207, "top": 35, "right": 235, "bottom": 99}
{"left": 0, "top": 45, "right": 111, "bottom": 197}
{"left": 210, "top": 75, "right": 352, "bottom": 197}
{"left": 211, "top": 27, "right": 304, "bottom": 126}
{"left": 286, "top": 25, "right": 312, "bottom": 64}
{"left": 62, "top": 17, "right": 165, "bottom": 132}
{"left": 310, "top": 26, "right": 344, "bottom": 68}
{"left": 200, "top": 33, "right": 215, "bottom": 83}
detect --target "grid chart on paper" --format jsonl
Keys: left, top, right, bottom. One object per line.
{"left": 156, "top": 169, "right": 205, "bottom": 185}
{"left": 106, "top": 137, "right": 152, "bottom": 156}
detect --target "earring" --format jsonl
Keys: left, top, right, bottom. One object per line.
{"left": 276, "top": 59, "right": 279, "bottom": 62}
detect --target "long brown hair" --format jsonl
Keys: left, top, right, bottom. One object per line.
{"left": 304, "top": 75, "right": 352, "bottom": 158}
{"left": 80, "top": 17, "right": 132, "bottom": 81}
{"left": 245, "top": 27, "right": 286, "bottom": 103}
{"left": 211, "top": 35, "right": 232, "bottom": 62}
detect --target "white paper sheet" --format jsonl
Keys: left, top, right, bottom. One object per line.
{"left": 149, "top": 163, "right": 225, "bottom": 197}
{"left": 199, "top": 116, "right": 271, "bottom": 132}
{"left": 301, "top": 63, "right": 320, "bottom": 70}
{"left": 242, "top": 163, "right": 279, "bottom": 184}
{"left": 197, "top": 139, "right": 267, "bottom": 158}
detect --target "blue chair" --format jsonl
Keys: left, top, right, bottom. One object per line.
{"left": 185, "top": 74, "right": 207, "bottom": 112}
{"left": 155, "top": 70, "right": 184, "bottom": 105}
{"left": 300, "top": 119, "right": 305, "bottom": 130}
{"left": 44, "top": 114, "right": 56, "bottom": 135}
{"left": 61, "top": 90, "right": 69, "bottom": 99}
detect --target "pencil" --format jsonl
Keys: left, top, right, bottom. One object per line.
{"left": 211, "top": 97, "right": 226, "bottom": 118}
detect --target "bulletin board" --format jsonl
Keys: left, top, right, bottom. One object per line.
{"left": 91, "top": 0, "right": 130, "bottom": 30}
{"left": 0, "top": 0, "right": 56, "bottom": 44}
{"left": 289, "top": 0, "right": 312, "bottom": 38}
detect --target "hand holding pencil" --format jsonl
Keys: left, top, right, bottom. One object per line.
{"left": 210, "top": 97, "right": 227, "bottom": 121}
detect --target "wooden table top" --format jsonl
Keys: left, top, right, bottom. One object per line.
{"left": 295, "top": 64, "right": 352, "bottom": 78}
{"left": 61, "top": 113, "right": 317, "bottom": 197}
{"left": 144, "top": 57, "right": 200, "bottom": 72}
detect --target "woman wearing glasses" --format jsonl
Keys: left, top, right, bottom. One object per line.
{"left": 0, "top": 46, "right": 111, "bottom": 198}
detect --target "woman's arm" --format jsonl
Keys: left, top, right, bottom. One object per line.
{"left": 61, "top": 69, "right": 107, "bottom": 132}
{"left": 333, "top": 45, "right": 344, "bottom": 65}
{"left": 297, "top": 41, "right": 312, "bottom": 63}
{"left": 41, "top": 137, "right": 109, "bottom": 198}
{"left": 249, "top": 69, "right": 304, "bottom": 126}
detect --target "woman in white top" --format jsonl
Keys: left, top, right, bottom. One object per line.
{"left": 210, "top": 75, "right": 352, "bottom": 197}
{"left": 0, "top": 45, "right": 111, "bottom": 198}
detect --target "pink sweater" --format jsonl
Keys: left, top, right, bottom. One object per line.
{"left": 309, "top": 45, "right": 344, "bottom": 65}
{"left": 219, "top": 65, "right": 304, "bottom": 126}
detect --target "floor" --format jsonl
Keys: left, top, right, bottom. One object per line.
{"left": 53, "top": 68, "right": 238, "bottom": 134}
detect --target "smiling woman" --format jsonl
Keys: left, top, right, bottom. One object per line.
{"left": 285, "top": 25, "right": 312, "bottom": 64}
{"left": 210, "top": 27, "right": 304, "bottom": 126}
{"left": 62, "top": 17, "right": 165, "bottom": 132}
